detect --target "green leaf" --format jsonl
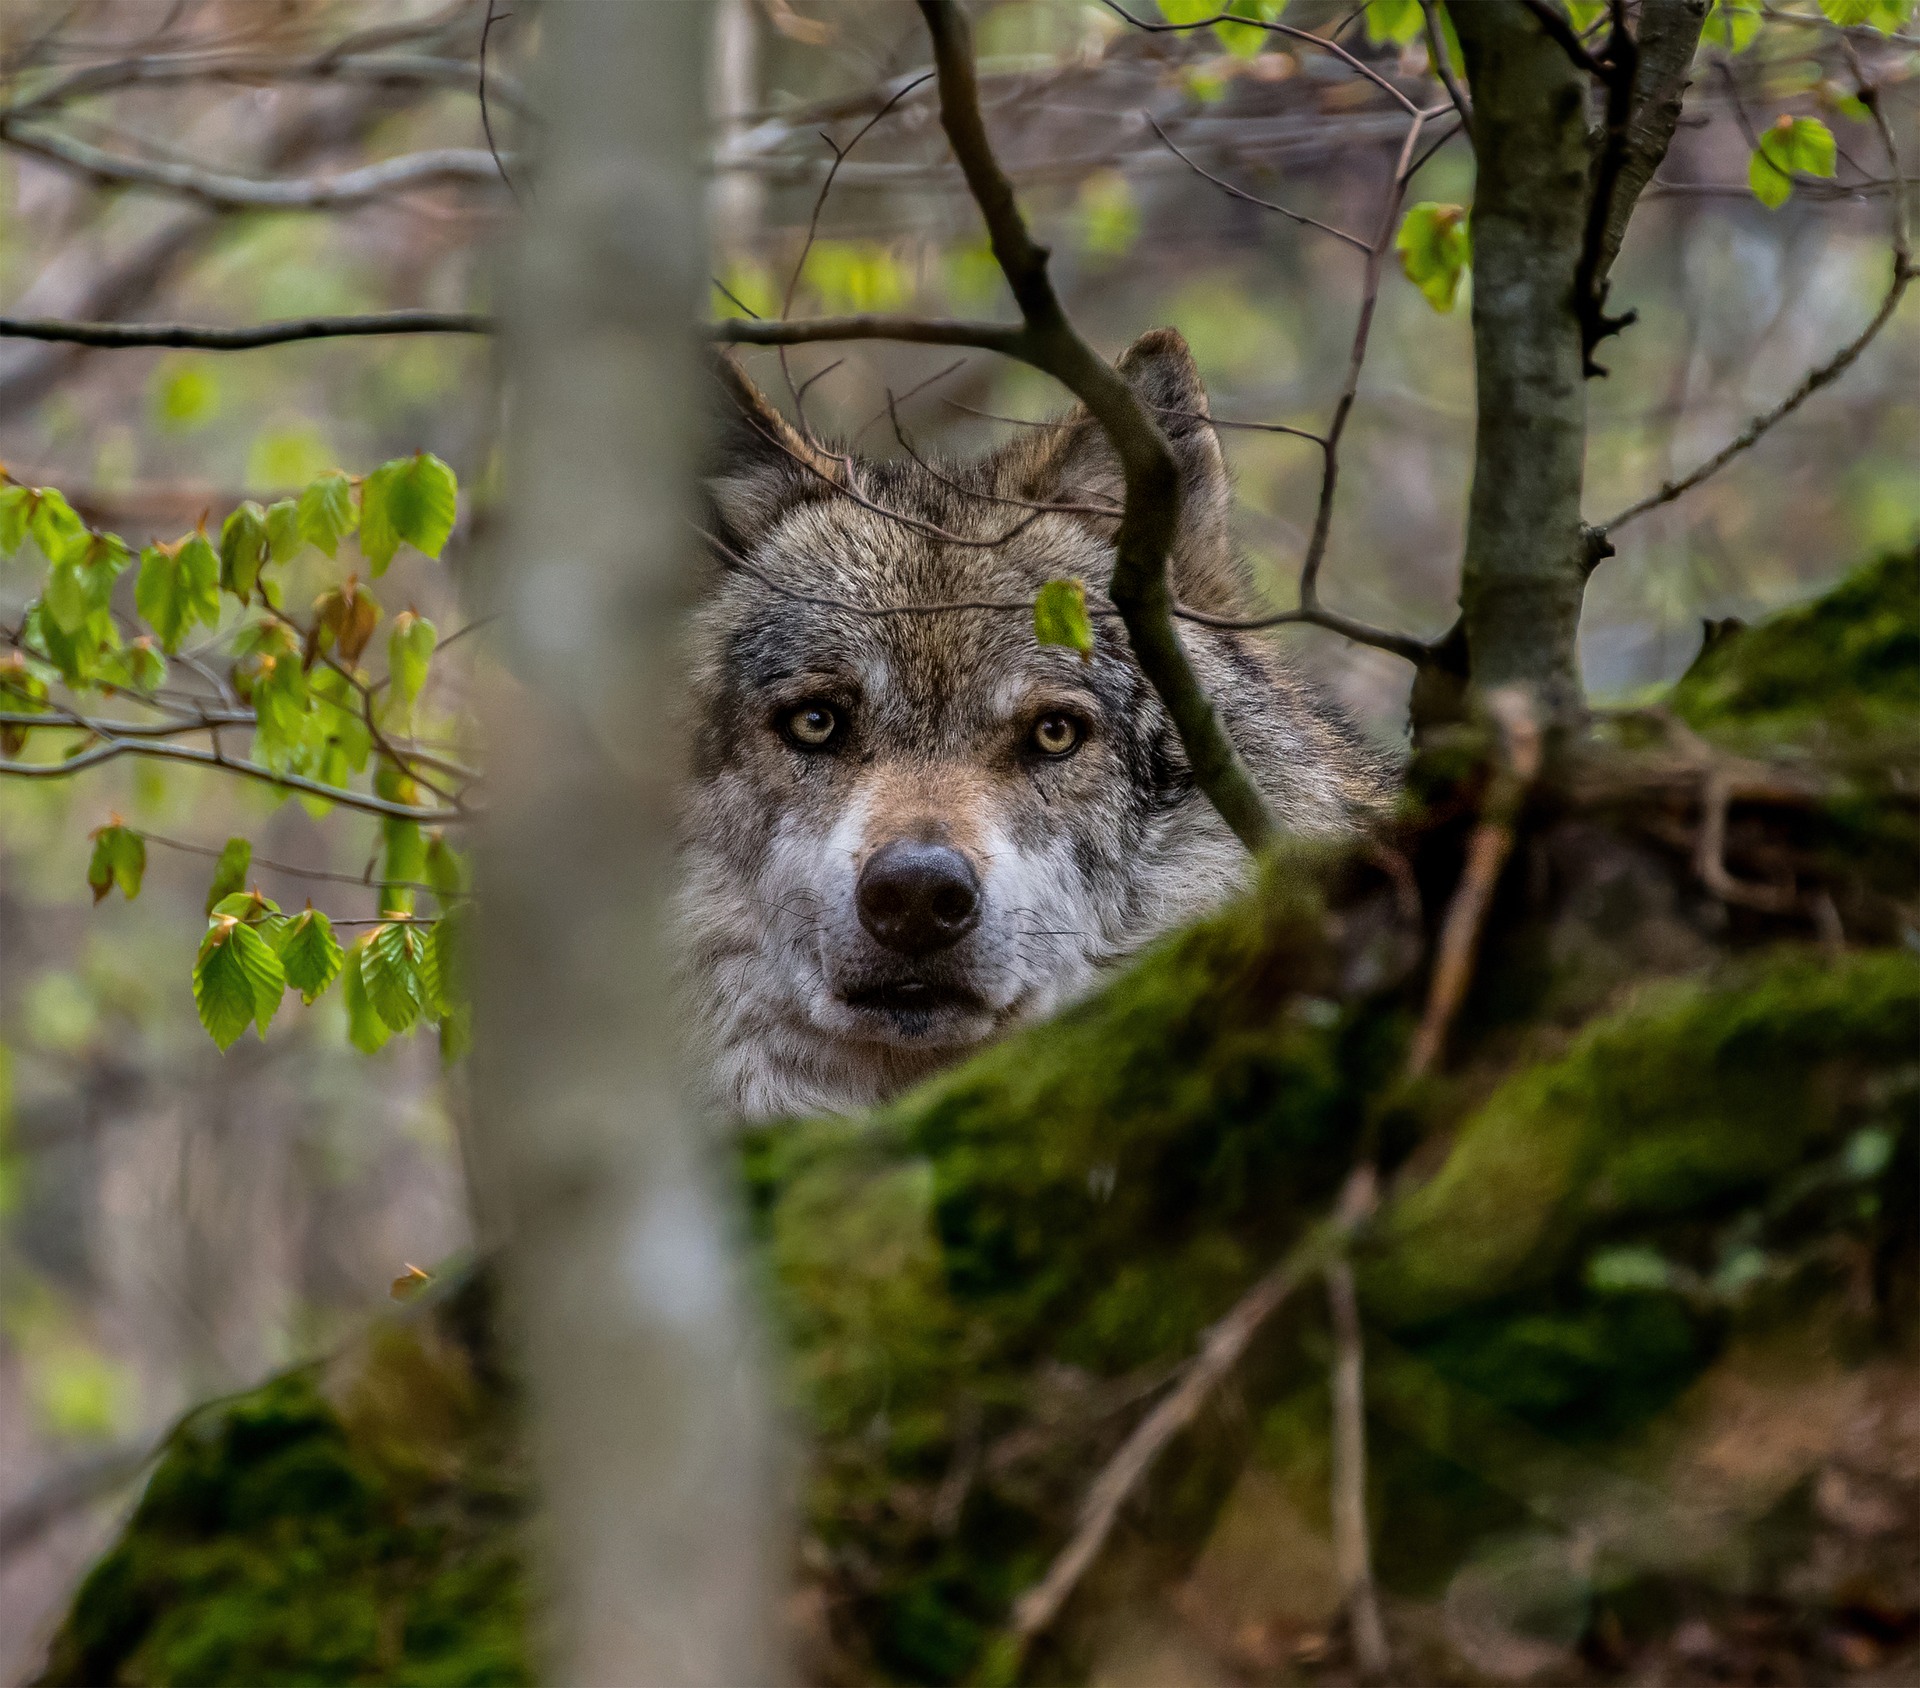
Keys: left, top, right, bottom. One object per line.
{"left": 277, "top": 907, "right": 345, "bottom": 1004}
{"left": 249, "top": 646, "right": 309, "bottom": 773}
{"left": 1396, "top": 202, "right": 1472, "bottom": 311}
{"left": 1033, "top": 578, "right": 1094, "bottom": 660}
{"left": 219, "top": 501, "right": 271, "bottom": 601}
{"left": 45, "top": 534, "right": 130, "bottom": 634}
{"left": 1157, "top": 0, "right": 1217, "bottom": 20}
{"left": 211, "top": 889, "right": 281, "bottom": 922}
{"left": 205, "top": 837, "right": 252, "bottom": 912}
{"left": 424, "top": 834, "right": 470, "bottom": 908}
{"left": 428, "top": 907, "right": 465, "bottom": 1018}
{"left": 360, "top": 920, "right": 433, "bottom": 1034}
{"left": 1076, "top": 172, "right": 1141, "bottom": 258}
{"left": 359, "top": 453, "right": 458, "bottom": 574}
{"left": 1704, "top": 0, "right": 1762, "bottom": 51}
{"left": 1585, "top": 1244, "right": 1683, "bottom": 1295}
{"left": 135, "top": 534, "right": 220, "bottom": 652}
{"left": 265, "top": 498, "right": 304, "bottom": 565}
{"left": 386, "top": 611, "right": 437, "bottom": 712}
{"left": 1365, "top": 0, "right": 1424, "bottom": 45}
{"left": 0, "top": 652, "right": 49, "bottom": 754}
{"left": 193, "top": 918, "right": 285, "bottom": 1050}
{"left": 87, "top": 824, "right": 145, "bottom": 904}
{"left": 1747, "top": 118, "right": 1831, "bottom": 211}
{"left": 1819, "top": 0, "right": 1878, "bottom": 22}
{"left": 0, "top": 485, "right": 31, "bottom": 554}
{"left": 1213, "top": 0, "right": 1287, "bottom": 57}
{"left": 297, "top": 470, "right": 358, "bottom": 557}
{"left": 28, "top": 489, "right": 88, "bottom": 566}
{"left": 380, "top": 816, "right": 426, "bottom": 917}
{"left": 101, "top": 636, "right": 166, "bottom": 696}
{"left": 343, "top": 938, "right": 392, "bottom": 1054}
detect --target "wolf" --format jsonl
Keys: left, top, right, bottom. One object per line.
{"left": 679, "top": 329, "right": 1391, "bottom": 1121}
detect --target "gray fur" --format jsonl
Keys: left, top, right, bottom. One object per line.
{"left": 678, "top": 330, "right": 1391, "bottom": 1121}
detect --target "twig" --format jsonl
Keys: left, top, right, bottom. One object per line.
{"left": 1147, "top": 115, "right": 1370, "bottom": 251}
{"left": 1517, "top": 0, "right": 1610, "bottom": 75}
{"left": 1418, "top": 0, "right": 1473, "bottom": 134}
{"left": 478, "top": 3, "right": 519, "bottom": 201}
{"left": 711, "top": 312, "right": 1026, "bottom": 353}
{"left": 0, "top": 309, "right": 491, "bottom": 349}
{"left": 1404, "top": 688, "right": 1543, "bottom": 1077}
{"left": 1099, "top": 0, "right": 1423, "bottom": 116}
{"left": 134, "top": 828, "right": 466, "bottom": 901}
{"left": 1005, "top": 1201, "right": 1361, "bottom": 1659}
{"left": 1327, "top": 1251, "right": 1391, "bottom": 1681}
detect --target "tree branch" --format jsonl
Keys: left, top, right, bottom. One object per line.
{"left": 0, "top": 309, "right": 492, "bottom": 349}
{"left": 710, "top": 313, "right": 1027, "bottom": 353}
{"left": 0, "top": 123, "right": 511, "bottom": 209}
{"left": 1327, "top": 1253, "right": 1391, "bottom": 1681}
{"left": 0, "top": 736, "right": 466, "bottom": 821}
{"left": 1146, "top": 115, "right": 1371, "bottom": 251}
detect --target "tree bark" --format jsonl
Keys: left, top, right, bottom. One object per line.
{"left": 468, "top": 3, "right": 785, "bottom": 1682}
{"left": 1452, "top": 1, "right": 1594, "bottom": 719}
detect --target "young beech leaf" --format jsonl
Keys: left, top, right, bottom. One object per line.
{"left": 314, "top": 579, "right": 381, "bottom": 665}
{"left": 193, "top": 918, "right": 286, "bottom": 1050}
{"left": 205, "top": 837, "right": 252, "bottom": 912}
{"left": 1817, "top": 0, "right": 1876, "bottom": 23}
{"left": 360, "top": 920, "right": 432, "bottom": 1034}
{"left": 0, "top": 484, "right": 31, "bottom": 554}
{"left": 297, "top": 470, "right": 358, "bottom": 557}
{"left": 1749, "top": 115, "right": 1836, "bottom": 209}
{"left": 0, "top": 652, "right": 48, "bottom": 755}
{"left": 428, "top": 909, "right": 463, "bottom": 1018}
{"left": 265, "top": 498, "right": 304, "bottom": 565}
{"left": 1365, "top": 0, "right": 1423, "bottom": 46}
{"left": 136, "top": 534, "right": 220, "bottom": 652}
{"left": 343, "top": 937, "right": 392, "bottom": 1054}
{"left": 1033, "top": 578, "right": 1095, "bottom": 661}
{"left": 380, "top": 816, "right": 427, "bottom": 917}
{"left": 1706, "top": 0, "right": 1762, "bottom": 50}
{"left": 424, "top": 834, "right": 470, "bottom": 908}
{"left": 106, "top": 636, "right": 167, "bottom": 696}
{"left": 219, "top": 501, "right": 270, "bottom": 601}
{"left": 1396, "top": 202, "right": 1472, "bottom": 311}
{"left": 277, "top": 907, "right": 344, "bottom": 1003}
{"left": 359, "top": 453, "right": 458, "bottom": 574}
{"left": 86, "top": 823, "right": 145, "bottom": 904}
{"left": 387, "top": 611, "right": 437, "bottom": 711}
{"left": 210, "top": 889, "right": 281, "bottom": 922}
{"left": 28, "top": 488, "right": 87, "bottom": 566}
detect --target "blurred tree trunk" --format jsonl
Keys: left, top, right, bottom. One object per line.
{"left": 468, "top": 3, "right": 785, "bottom": 1682}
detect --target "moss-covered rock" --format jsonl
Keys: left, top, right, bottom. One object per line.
{"left": 36, "top": 1278, "right": 530, "bottom": 1688}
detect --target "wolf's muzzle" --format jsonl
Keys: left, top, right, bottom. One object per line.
{"left": 856, "top": 841, "right": 981, "bottom": 956}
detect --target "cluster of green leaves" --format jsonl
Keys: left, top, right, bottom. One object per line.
{"left": 191, "top": 874, "right": 466, "bottom": 1059}
{"left": 1397, "top": 202, "right": 1471, "bottom": 313}
{"left": 2, "top": 452, "right": 470, "bottom": 1058}
{"left": 1748, "top": 114, "right": 1837, "bottom": 210}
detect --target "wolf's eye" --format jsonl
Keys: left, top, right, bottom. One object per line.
{"left": 782, "top": 702, "right": 840, "bottom": 749}
{"left": 1030, "top": 712, "right": 1083, "bottom": 758}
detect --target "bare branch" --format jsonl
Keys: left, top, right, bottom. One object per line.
{"left": 1420, "top": 0, "right": 1473, "bottom": 133}
{"left": 1600, "top": 259, "right": 1912, "bottom": 532}
{"left": 0, "top": 309, "right": 491, "bottom": 349}
{"left": 1146, "top": 115, "right": 1371, "bottom": 252}
{"left": 0, "top": 736, "right": 467, "bottom": 821}
{"left": 135, "top": 827, "right": 468, "bottom": 901}
{"left": 479, "top": 4, "right": 520, "bottom": 200}
{"left": 0, "top": 123, "right": 511, "bottom": 209}
{"left": 0, "top": 50, "right": 533, "bottom": 124}
{"left": 711, "top": 313, "right": 1027, "bottom": 353}
{"left": 1100, "top": 0, "right": 1423, "bottom": 116}
{"left": 1005, "top": 1207, "right": 1355, "bottom": 1661}
{"left": 1327, "top": 1253, "right": 1391, "bottom": 1681}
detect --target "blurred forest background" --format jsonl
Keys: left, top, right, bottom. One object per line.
{"left": 0, "top": 0, "right": 1913, "bottom": 1678}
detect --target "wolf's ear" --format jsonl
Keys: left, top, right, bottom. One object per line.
{"left": 995, "top": 327, "right": 1242, "bottom": 613}
{"left": 706, "top": 352, "right": 841, "bottom": 551}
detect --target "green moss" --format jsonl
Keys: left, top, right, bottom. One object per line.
{"left": 1673, "top": 545, "right": 1919, "bottom": 746}
{"left": 36, "top": 1284, "right": 530, "bottom": 1688}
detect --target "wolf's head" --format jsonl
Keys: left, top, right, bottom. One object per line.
{"left": 678, "top": 329, "right": 1387, "bottom": 1120}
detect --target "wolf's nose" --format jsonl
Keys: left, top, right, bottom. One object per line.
{"left": 856, "top": 842, "right": 981, "bottom": 955}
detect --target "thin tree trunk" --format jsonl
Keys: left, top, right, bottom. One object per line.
{"left": 1451, "top": 0, "right": 1594, "bottom": 718}
{"left": 468, "top": 2, "right": 784, "bottom": 1682}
